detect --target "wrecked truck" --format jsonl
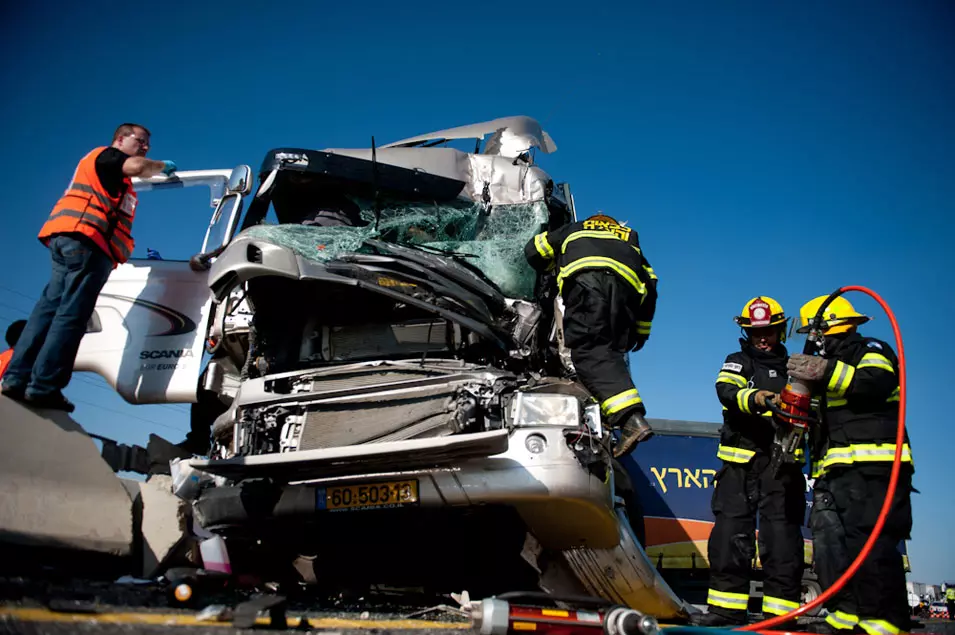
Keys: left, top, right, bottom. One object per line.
{"left": 63, "top": 116, "right": 691, "bottom": 618}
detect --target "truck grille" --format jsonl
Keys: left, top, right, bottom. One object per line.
{"left": 298, "top": 383, "right": 458, "bottom": 450}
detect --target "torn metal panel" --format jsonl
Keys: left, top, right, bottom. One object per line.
{"left": 320, "top": 146, "right": 555, "bottom": 206}
{"left": 380, "top": 115, "right": 557, "bottom": 156}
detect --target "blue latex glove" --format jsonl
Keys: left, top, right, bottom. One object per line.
{"left": 160, "top": 160, "right": 178, "bottom": 176}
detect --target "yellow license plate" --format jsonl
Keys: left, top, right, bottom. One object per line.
{"left": 320, "top": 480, "right": 419, "bottom": 512}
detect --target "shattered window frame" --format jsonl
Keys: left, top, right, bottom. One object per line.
{"left": 239, "top": 187, "right": 551, "bottom": 301}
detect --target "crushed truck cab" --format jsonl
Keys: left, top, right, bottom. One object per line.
{"left": 11, "top": 117, "right": 694, "bottom": 618}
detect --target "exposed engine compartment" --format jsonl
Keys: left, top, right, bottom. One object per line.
{"left": 202, "top": 230, "right": 570, "bottom": 464}
{"left": 218, "top": 359, "right": 521, "bottom": 458}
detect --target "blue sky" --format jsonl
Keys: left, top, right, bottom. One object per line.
{"left": 1, "top": 1, "right": 952, "bottom": 583}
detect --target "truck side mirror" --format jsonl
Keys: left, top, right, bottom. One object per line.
{"left": 227, "top": 165, "right": 253, "bottom": 195}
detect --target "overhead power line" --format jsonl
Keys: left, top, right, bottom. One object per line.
{"left": 70, "top": 396, "right": 188, "bottom": 435}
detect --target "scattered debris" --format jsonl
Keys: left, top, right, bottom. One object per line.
{"left": 402, "top": 590, "right": 473, "bottom": 619}
{"left": 233, "top": 594, "right": 288, "bottom": 629}
{"left": 195, "top": 603, "right": 233, "bottom": 622}
{"left": 114, "top": 576, "right": 154, "bottom": 585}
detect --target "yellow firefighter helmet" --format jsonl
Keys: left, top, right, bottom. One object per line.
{"left": 734, "top": 296, "right": 788, "bottom": 343}
{"left": 587, "top": 212, "right": 619, "bottom": 225}
{"left": 797, "top": 295, "right": 870, "bottom": 335}
{"left": 735, "top": 296, "right": 787, "bottom": 329}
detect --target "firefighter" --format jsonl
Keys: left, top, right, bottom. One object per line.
{"left": 787, "top": 295, "right": 913, "bottom": 635}
{"left": 693, "top": 297, "right": 805, "bottom": 626}
{"left": 946, "top": 586, "right": 955, "bottom": 621}
{"left": 524, "top": 212, "right": 658, "bottom": 458}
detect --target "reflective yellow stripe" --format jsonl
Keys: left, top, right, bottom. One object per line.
{"left": 717, "top": 444, "right": 756, "bottom": 464}
{"left": 557, "top": 257, "right": 646, "bottom": 296}
{"left": 601, "top": 388, "right": 642, "bottom": 416}
{"left": 815, "top": 443, "right": 914, "bottom": 476}
{"left": 643, "top": 265, "right": 657, "bottom": 281}
{"left": 717, "top": 372, "right": 746, "bottom": 387}
{"left": 534, "top": 232, "right": 554, "bottom": 259}
{"left": 857, "top": 352, "right": 895, "bottom": 373}
{"left": 859, "top": 619, "right": 901, "bottom": 635}
{"left": 826, "top": 611, "right": 860, "bottom": 630}
{"left": 737, "top": 388, "right": 757, "bottom": 414}
{"left": 707, "top": 588, "right": 749, "bottom": 610}
{"left": 761, "top": 595, "right": 799, "bottom": 616}
{"left": 561, "top": 230, "right": 625, "bottom": 254}
{"left": 828, "top": 398, "right": 848, "bottom": 408}
{"left": 636, "top": 320, "right": 652, "bottom": 335}
{"left": 827, "top": 360, "right": 855, "bottom": 399}
{"left": 886, "top": 386, "right": 900, "bottom": 403}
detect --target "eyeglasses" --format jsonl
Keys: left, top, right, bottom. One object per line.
{"left": 126, "top": 133, "right": 150, "bottom": 147}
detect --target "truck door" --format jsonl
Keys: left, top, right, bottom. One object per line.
{"left": 73, "top": 166, "right": 253, "bottom": 404}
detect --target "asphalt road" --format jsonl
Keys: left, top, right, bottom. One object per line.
{"left": 2, "top": 577, "right": 953, "bottom": 634}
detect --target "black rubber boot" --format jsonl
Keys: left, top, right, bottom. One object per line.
{"left": 612, "top": 411, "right": 654, "bottom": 458}
{"left": 690, "top": 610, "right": 746, "bottom": 627}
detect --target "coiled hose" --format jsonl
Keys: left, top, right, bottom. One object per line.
{"left": 738, "top": 285, "right": 908, "bottom": 631}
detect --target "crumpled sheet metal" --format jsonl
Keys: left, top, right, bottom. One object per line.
{"left": 243, "top": 200, "right": 548, "bottom": 299}
{"left": 322, "top": 146, "right": 553, "bottom": 206}
{"left": 380, "top": 115, "right": 557, "bottom": 156}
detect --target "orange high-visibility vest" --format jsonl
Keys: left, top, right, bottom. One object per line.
{"left": 38, "top": 147, "right": 138, "bottom": 264}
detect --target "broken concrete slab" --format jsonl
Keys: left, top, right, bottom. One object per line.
{"left": 0, "top": 395, "right": 133, "bottom": 556}
{"left": 121, "top": 475, "right": 195, "bottom": 578}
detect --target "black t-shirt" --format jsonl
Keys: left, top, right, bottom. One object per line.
{"left": 94, "top": 148, "right": 131, "bottom": 199}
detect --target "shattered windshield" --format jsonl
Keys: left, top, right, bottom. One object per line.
{"left": 243, "top": 198, "right": 548, "bottom": 299}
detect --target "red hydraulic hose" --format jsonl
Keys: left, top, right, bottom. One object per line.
{"left": 740, "top": 285, "right": 908, "bottom": 632}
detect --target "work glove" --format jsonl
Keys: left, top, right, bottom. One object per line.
{"left": 754, "top": 390, "right": 779, "bottom": 411}
{"left": 160, "top": 160, "right": 178, "bottom": 176}
{"left": 787, "top": 353, "right": 828, "bottom": 382}
{"left": 631, "top": 335, "right": 648, "bottom": 352}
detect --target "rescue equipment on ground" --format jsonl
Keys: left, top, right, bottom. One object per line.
{"left": 469, "top": 593, "right": 659, "bottom": 635}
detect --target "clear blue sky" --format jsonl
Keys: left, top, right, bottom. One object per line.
{"left": 2, "top": 1, "right": 952, "bottom": 583}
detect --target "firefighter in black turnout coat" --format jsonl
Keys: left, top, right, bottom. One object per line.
{"left": 524, "top": 213, "right": 658, "bottom": 458}
{"left": 788, "top": 295, "right": 913, "bottom": 635}
{"left": 694, "top": 297, "right": 806, "bottom": 626}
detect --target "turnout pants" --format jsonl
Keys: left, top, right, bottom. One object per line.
{"left": 811, "top": 466, "right": 912, "bottom": 634}
{"left": 561, "top": 270, "right": 643, "bottom": 425}
{"left": 706, "top": 454, "right": 805, "bottom": 620}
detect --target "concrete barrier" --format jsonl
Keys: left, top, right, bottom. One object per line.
{"left": 0, "top": 395, "right": 134, "bottom": 556}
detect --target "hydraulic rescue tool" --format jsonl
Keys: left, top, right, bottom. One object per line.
{"left": 767, "top": 378, "right": 816, "bottom": 478}
{"left": 469, "top": 593, "right": 660, "bottom": 635}
{"left": 766, "top": 308, "right": 828, "bottom": 478}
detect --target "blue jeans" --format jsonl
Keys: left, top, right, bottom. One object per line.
{"left": 2, "top": 234, "right": 113, "bottom": 397}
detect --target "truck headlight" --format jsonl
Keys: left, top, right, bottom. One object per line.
{"left": 510, "top": 393, "right": 581, "bottom": 429}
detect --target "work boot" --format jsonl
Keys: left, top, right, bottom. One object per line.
{"left": 1, "top": 382, "right": 26, "bottom": 402}
{"left": 612, "top": 412, "right": 653, "bottom": 458}
{"left": 24, "top": 390, "right": 75, "bottom": 413}
{"left": 690, "top": 610, "right": 746, "bottom": 627}
{"left": 806, "top": 622, "right": 864, "bottom": 635}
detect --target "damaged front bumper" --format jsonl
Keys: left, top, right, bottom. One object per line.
{"left": 189, "top": 426, "right": 619, "bottom": 550}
